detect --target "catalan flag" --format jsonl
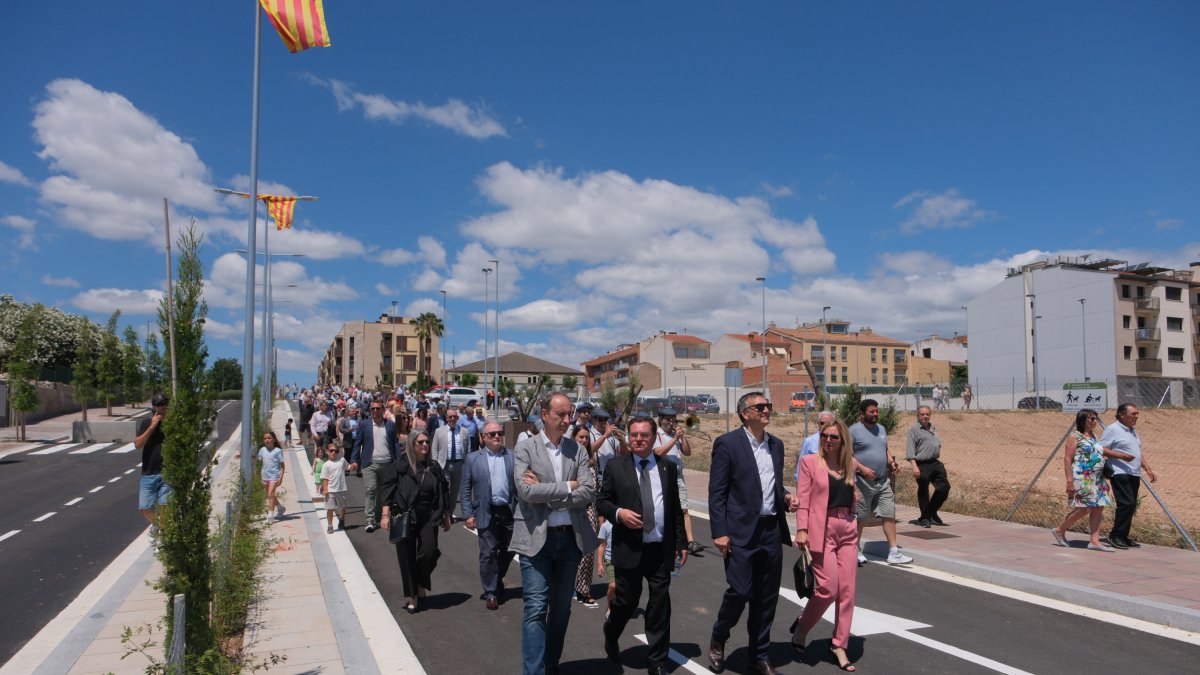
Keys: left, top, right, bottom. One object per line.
{"left": 260, "top": 195, "right": 298, "bottom": 230}
{"left": 259, "top": 0, "right": 331, "bottom": 53}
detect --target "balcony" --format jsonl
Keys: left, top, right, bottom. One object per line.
{"left": 1135, "top": 358, "right": 1162, "bottom": 375}
{"left": 809, "top": 351, "right": 825, "bottom": 364}
{"left": 894, "top": 352, "right": 907, "bottom": 363}
{"left": 1134, "top": 297, "right": 1160, "bottom": 314}
{"left": 1134, "top": 328, "right": 1160, "bottom": 344}
{"left": 1192, "top": 302, "right": 1200, "bottom": 318}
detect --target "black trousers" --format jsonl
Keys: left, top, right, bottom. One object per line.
{"left": 478, "top": 505, "right": 515, "bottom": 597}
{"left": 396, "top": 509, "right": 441, "bottom": 598}
{"left": 712, "top": 517, "right": 783, "bottom": 662}
{"left": 444, "top": 459, "right": 465, "bottom": 517}
{"left": 606, "top": 542, "right": 673, "bottom": 667}
{"left": 916, "top": 459, "right": 951, "bottom": 520}
{"left": 1109, "top": 473, "right": 1141, "bottom": 541}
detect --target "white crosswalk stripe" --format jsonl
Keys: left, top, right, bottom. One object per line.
{"left": 108, "top": 443, "right": 137, "bottom": 454}
{"left": 70, "top": 443, "right": 114, "bottom": 454}
{"left": 30, "top": 444, "right": 79, "bottom": 455}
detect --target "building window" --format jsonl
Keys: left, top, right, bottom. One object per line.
{"left": 870, "top": 368, "right": 878, "bottom": 384}
{"left": 402, "top": 355, "right": 417, "bottom": 371}
{"left": 1136, "top": 286, "right": 1145, "bottom": 298}
{"left": 894, "top": 349, "right": 905, "bottom": 362}
{"left": 1122, "top": 315, "right": 1131, "bottom": 329}
{"left": 882, "top": 350, "right": 888, "bottom": 363}
{"left": 1166, "top": 316, "right": 1183, "bottom": 331}
{"left": 1167, "top": 347, "right": 1184, "bottom": 362}
{"left": 399, "top": 336, "right": 409, "bottom": 351}
{"left": 1138, "top": 347, "right": 1147, "bottom": 359}
{"left": 882, "top": 368, "right": 889, "bottom": 384}
{"left": 922, "top": 348, "right": 932, "bottom": 358}
{"left": 812, "top": 346, "right": 824, "bottom": 360}
{"left": 841, "top": 346, "right": 847, "bottom": 360}
{"left": 1123, "top": 346, "right": 1132, "bottom": 360}
{"left": 841, "top": 367, "right": 848, "bottom": 383}
{"left": 1166, "top": 287, "right": 1182, "bottom": 301}
{"left": 830, "top": 348, "right": 837, "bottom": 361}
{"left": 870, "top": 348, "right": 877, "bottom": 362}
{"left": 1121, "top": 284, "right": 1131, "bottom": 299}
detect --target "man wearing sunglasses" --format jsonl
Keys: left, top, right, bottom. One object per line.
{"left": 461, "top": 421, "right": 518, "bottom": 610}
{"left": 350, "top": 402, "right": 399, "bottom": 532}
{"left": 707, "top": 392, "right": 796, "bottom": 675}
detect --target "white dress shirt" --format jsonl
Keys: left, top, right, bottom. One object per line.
{"left": 621, "top": 453, "right": 665, "bottom": 543}
{"left": 540, "top": 431, "right": 572, "bottom": 527}
{"left": 744, "top": 428, "right": 777, "bottom": 516}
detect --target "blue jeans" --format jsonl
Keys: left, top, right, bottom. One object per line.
{"left": 520, "top": 529, "right": 582, "bottom": 675}
{"left": 138, "top": 474, "right": 172, "bottom": 511}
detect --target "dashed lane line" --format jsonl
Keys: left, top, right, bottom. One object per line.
{"left": 88, "top": 486, "right": 104, "bottom": 493}
{"left": 64, "top": 498, "right": 83, "bottom": 506}
{"left": 107, "top": 477, "right": 122, "bottom": 483}
{"left": 123, "top": 469, "right": 136, "bottom": 475}
{"left": 0, "top": 530, "right": 20, "bottom": 543}
{"left": 33, "top": 512, "right": 56, "bottom": 523}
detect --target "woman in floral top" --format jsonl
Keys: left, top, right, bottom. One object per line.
{"left": 1052, "top": 409, "right": 1134, "bottom": 551}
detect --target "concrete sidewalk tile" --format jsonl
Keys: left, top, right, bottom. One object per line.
{"left": 247, "top": 627, "right": 331, "bottom": 652}
{"left": 245, "top": 641, "right": 342, "bottom": 665}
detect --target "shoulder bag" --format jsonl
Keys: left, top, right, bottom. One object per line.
{"left": 792, "top": 546, "right": 815, "bottom": 599}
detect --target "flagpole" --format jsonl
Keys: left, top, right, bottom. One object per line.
{"left": 260, "top": 214, "right": 271, "bottom": 419}
{"left": 240, "top": 0, "right": 263, "bottom": 487}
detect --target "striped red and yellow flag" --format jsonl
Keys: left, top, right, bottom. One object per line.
{"left": 260, "top": 195, "right": 298, "bottom": 230}
{"left": 258, "top": 0, "right": 331, "bottom": 53}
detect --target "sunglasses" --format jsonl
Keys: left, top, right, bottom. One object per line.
{"left": 414, "top": 439, "right": 430, "bottom": 445}
{"left": 821, "top": 434, "right": 841, "bottom": 441}
{"left": 483, "top": 431, "right": 502, "bottom": 438}
{"left": 748, "top": 403, "right": 773, "bottom": 413}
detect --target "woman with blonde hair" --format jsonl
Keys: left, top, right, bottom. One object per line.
{"left": 791, "top": 419, "right": 859, "bottom": 671}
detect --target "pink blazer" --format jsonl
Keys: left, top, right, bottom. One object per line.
{"left": 794, "top": 454, "right": 858, "bottom": 546}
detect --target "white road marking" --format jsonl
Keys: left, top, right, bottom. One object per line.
{"left": 64, "top": 498, "right": 83, "bottom": 506}
{"left": 0, "top": 442, "right": 43, "bottom": 459}
{"left": 633, "top": 634, "right": 708, "bottom": 674}
{"left": 33, "top": 512, "right": 56, "bottom": 522}
{"left": 88, "top": 486, "right": 104, "bottom": 493}
{"left": 108, "top": 476, "right": 122, "bottom": 483}
{"left": 108, "top": 443, "right": 137, "bottom": 454}
{"left": 124, "top": 468, "right": 136, "bottom": 475}
{"left": 0, "top": 530, "right": 19, "bottom": 543}
{"left": 30, "top": 444, "right": 78, "bottom": 455}
{"left": 70, "top": 443, "right": 112, "bottom": 454}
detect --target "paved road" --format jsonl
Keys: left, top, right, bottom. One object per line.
{"left": 331, "top": 484, "right": 1200, "bottom": 674}
{"left": 0, "top": 401, "right": 240, "bottom": 665}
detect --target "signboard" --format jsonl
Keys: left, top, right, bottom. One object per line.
{"left": 1063, "top": 381, "right": 1106, "bottom": 412}
{"left": 724, "top": 367, "right": 743, "bottom": 389}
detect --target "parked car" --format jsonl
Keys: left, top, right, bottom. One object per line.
{"left": 669, "top": 395, "right": 706, "bottom": 415}
{"left": 695, "top": 394, "right": 720, "bottom": 413}
{"left": 1017, "top": 396, "right": 1062, "bottom": 410}
{"left": 634, "top": 396, "right": 669, "bottom": 416}
{"left": 790, "top": 390, "right": 817, "bottom": 412}
{"left": 423, "top": 384, "right": 451, "bottom": 401}
{"left": 443, "top": 387, "right": 487, "bottom": 408}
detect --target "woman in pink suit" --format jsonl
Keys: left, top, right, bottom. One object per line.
{"left": 790, "top": 419, "right": 859, "bottom": 671}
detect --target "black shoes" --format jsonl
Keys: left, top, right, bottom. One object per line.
{"left": 603, "top": 620, "right": 620, "bottom": 662}
{"left": 687, "top": 540, "right": 706, "bottom": 554}
{"left": 708, "top": 639, "right": 726, "bottom": 673}
{"left": 1107, "top": 536, "right": 1139, "bottom": 549}
{"left": 918, "top": 518, "right": 932, "bottom": 528}
{"left": 931, "top": 515, "right": 948, "bottom": 526}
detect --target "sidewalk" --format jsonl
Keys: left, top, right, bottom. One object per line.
{"left": 0, "top": 404, "right": 148, "bottom": 443}
{"left": 683, "top": 466, "right": 1200, "bottom": 633}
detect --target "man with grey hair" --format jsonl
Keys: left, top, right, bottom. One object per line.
{"left": 461, "top": 420, "right": 517, "bottom": 609}
{"left": 906, "top": 405, "right": 950, "bottom": 528}
{"left": 794, "top": 410, "right": 836, "bottom": 485}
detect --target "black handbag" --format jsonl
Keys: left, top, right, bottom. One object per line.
{"left": 792, "top": 547, "right": 815, "bottom": 599}
{"left": 388, "top": 509, "right": 414, "bottom": 543}
{"left": 1102, "top": 459, "right": 1114, "bottom": 480}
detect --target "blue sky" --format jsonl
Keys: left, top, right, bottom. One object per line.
{"left": 2, "top": 2, "right": 1197, "bottom": 388}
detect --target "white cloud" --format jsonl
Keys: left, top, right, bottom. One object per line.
{"left": 418, "top": 236, "right": 447, "bottom": 268}
{"left": 203, "top": 253, "right": 358, "bottom": 310}
{"left": 761, "top": 182, "right": 794, "bottom": 198}
{"left": 494, "top": 300, "right": 582, "bottom": 331}
{"left": 878, "top": 251, "right": 953, "bottom": 277}
{"left": 2, "top": 215, "right": 36, "bottom": 249}
{"left": 70, "top": 288, "right": 163, "bottom": 315}
{"left": 404, "top": 298, "right": 442, "bottom": 317}
{"left": 34, "top": 79, "right": 223, "bottom": 241}
{"left": 375, "top": 282, "right": 398, "bottom": 296}
{"left": 0, "top": 161, "right": 33, "bottom": 187}
{"left": 378, "top": 247, "right": 418, "bottom": 265}
{"left": 1154, "top": 218, "right": 1182, "bottom": 231}
{"left": 412, "top": 267, "right": 447, "bottom": 293}
{"left": 893, "top": 188, "right": 993, "bottom": 233}
{"left": 317, "top": 78, "right": 507, "bottom": 140}
{"left": 41, "top": 274, "right": 80, "bottom": 288}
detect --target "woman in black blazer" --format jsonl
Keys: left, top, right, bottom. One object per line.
{"left": 382, "top": 429, "right": 451, "bottom": 613}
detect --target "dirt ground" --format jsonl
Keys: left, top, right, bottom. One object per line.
{"left": 684, "top": 408, "right": 1200, "bottom": 546}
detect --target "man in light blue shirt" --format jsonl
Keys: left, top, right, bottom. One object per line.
{"left": 1099, "top": 403, "right": 1158, "bottom": 549}
{"left": 795, "top": 410, "right": 835, "bottom": 484}
{"left": 462, "top": 421, "right": 517, "bottom": 609}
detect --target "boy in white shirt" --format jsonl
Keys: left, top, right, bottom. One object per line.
{"left": 320, "top": 444, "right": 349, "bottom": 534}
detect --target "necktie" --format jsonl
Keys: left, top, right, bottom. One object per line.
{"left": 639, "top": 458, "right": 655, "bottom": 534}
{"left": 450, "top": 427, "right": 457, "bottom": 460}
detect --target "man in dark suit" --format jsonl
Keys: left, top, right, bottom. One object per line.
{"left": 598, "top": 416, "right": 687, "bottom": 675}
{"left": 707, "top": 391, "right": 796, "bottom": 675}
{"left": 461, "top": 420, "right": 518, "bottom": 610}
{"left": 349, "top": 402, "right": 398, "bottom": 533}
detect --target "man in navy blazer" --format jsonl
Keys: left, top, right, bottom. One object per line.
{"left": 461, "top": 420, "right": 518, "bottom": 610}
{"left": 350, "top": 402, "right": 399, "bottom": 533}
{"left": 707, "top": 391, "right": 796, "bottom": 675}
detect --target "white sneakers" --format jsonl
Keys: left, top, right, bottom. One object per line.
{"left": 857, "top": 551, "right": 868, "bottom": 565}
{"left": 886, "top": 549, "right": 913, "bottom": 565}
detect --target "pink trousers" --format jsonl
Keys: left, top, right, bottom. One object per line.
{"left": 797, "top": 507, "right": 858, "bottom": 649}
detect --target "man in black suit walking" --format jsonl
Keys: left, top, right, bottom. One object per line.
{"left": 707, "top": 391, "right": 796, "bottom": 675}
{"left": 598, "top": 416, "right": 687, "bottom": 675}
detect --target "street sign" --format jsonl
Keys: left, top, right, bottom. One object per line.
{"left": 1063, "top": 381, "right": 1106, "bottom": 412}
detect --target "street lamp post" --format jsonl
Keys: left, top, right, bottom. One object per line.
{"left": 821, "top": 306, "right": 831, "bottom": 405}
{"left": 482, "top": 268, "right": 492, "bottom": 404}
{"left": 1027, "top": 293, "right": 1040, "bottom": 409}
{"left": 489, "top": 258, "right": 499, "bottom": 412}
{"left": 237, "top": 249, "right": 303, "bottom": 418}
{"left": 756, "top": 277, "right": 766, "bottom": 397}
{"left": 440, "top": 290, "right": 447, "bottom": 389}
{"left": 1079, "top": 298, "right": 1088, "bottom": 381}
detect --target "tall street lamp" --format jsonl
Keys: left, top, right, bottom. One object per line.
{"left": 1079, "top": 298, "right": 1088, "bottom": 381}
{"left": 239, "top": 249, "right": 303, "bottom": 417}
{"left": 821, "top": 305, "right": 831, "bottom": 405}
{"left": 440, "top": 290, "right": 447, "bottom": 388}
{"left": 482, "top": 268, "right": 492, "bottom": 402}
{"left": 489, "top": 258, "right": 500, "bottom": 412}
{"left": 756, "top": 277, "right": 766, "bottom": 396}
{"left": 1026, "top": 293, "right": 1040, "bottom": 408}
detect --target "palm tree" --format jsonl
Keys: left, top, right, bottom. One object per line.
{"left": 413, "top": 312, "right": 444, "bottom": 385}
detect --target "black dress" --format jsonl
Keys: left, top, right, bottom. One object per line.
{"left": 381, "top": 454, "right": 450, "bottom": 597}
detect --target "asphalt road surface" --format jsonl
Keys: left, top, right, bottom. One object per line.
{"left": 333, "top": 480, "right": 1200, "bottom": 674}
{"left": 0, "top": 401, "right": 240, "bottom": 665}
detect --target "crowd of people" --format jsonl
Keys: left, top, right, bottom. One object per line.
{"left": 245, "top": 383, "right": 1157, "bottom": 674}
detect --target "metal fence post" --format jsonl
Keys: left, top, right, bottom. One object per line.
{"left": 1005, "top": 422, "right": 1074, "bottom": 522}
{"left": 1140, "top": 479, "right": 1199, "bottom": 553}
{"left": 169, "top": 593, "right": 186, "bottom": 672}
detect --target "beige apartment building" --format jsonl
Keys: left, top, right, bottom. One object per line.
{"left": 768, "top": 319, "right": 913, "bottom": 387}
{"left": 318, "top": 314, "right": 441, "bottom": 388}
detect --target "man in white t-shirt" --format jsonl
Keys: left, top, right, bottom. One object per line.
{"left": 653, "top": 408, "right": 703, "bottom": 555}
{"left": 590, "top": 409, "right": 626, "bottom": 479}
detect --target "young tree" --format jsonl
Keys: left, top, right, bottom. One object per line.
{"left": 121, "top": 326, "right": 145, "bottom": 406}
{"left": 561, "top": 374, "right": 578, "bottom": 393}
{"left": 72, "top": 321, "right": 100, "bottom": 422}
{"left": 7, "top": 304, "right": 46, "bottom": 441}
{"left": 96, "top": 310, "right": 123, "bottom": 416}
{"left": 206, "top": 357, "right": 242, "bottom": 392}
{"left": 144, "top": 333, "right": 165, "bottom": 395}
{"left": 459, "top": 372, "right": 479, "bottom": 387}
{"left": 155, "top": 223, "right": 218, "bottom": 660}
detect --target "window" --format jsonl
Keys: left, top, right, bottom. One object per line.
{"left": 830, "top": 347, "right": 837, "bottom": 361}
{"left": 1137, "top": 316, "right": 1146, "bottom": 329}
{"left": 894, "top": 349, "right": 905, "bottom": 362}
{"left": 1138, "top": 347, "right": 1147, "bottom": 359}
{"left": 882, "top": 350, "right": 888, "bottom": 363}
{"left": 399, "top": 336, "right": 409, "bottom": 351}
{"left": 1166, "top": 287, "right": 1182, "bottom": 301}
{"left": 1167, "top": 317, "right": 1183, "bottom": 331}
{"left": 841, "top": 346, "right": 848, "bottom": 360}
{"left": 870, "top": 368, "right": 878, "bottom": 384}
{"left": 882, "top": 368, "right": 889, "bottom": 384}
{"left": 1167, "top": 347, "right": 1184, "bottom": 362}
{"left": 923, "top": 348, "right": 932, "bottom": 358}
{"left": 1123, "top": 346, "right": 1132, "bottom": 360}
{"left": 870, "top": 347, "right": 877, "bottom": 362}
{"left": 1121, "top": 284, "right": 1131, "bottom": 299}
{"left": 402, "top": 355, "right": 417, "bottom": 371}
{"left": 841, "top": 367, "right": 848, "bottom": 383}
{"left": 1122, "top": 315, "right": 1131, "bottom": 329}
{"left": 812, "top": 346, "right": 824, "bottom": 360}
{"left": 1136, "top": 286, "right": 1145, "bottom": 298}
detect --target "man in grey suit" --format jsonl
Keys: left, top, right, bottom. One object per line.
{"left": 349, "top": 402, "right": 398, "bottom": 533}
{"left": 511, "top": 393, "right": 598, "bottom": 675}
{"left": 461, "top": 420, "right": 517, "bottom": 610}
{"left": 431, "top": 407, "right": 472, "bottom": 521}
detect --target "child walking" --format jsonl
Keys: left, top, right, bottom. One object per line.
{"left": 312, "top": 445, "right": 328, "bottom": 505}
{"left": 284, "top": 418, "right": 294, "bottom": 447}
{"left": 320, "top": 444, "right": 348, "bottom": 534}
